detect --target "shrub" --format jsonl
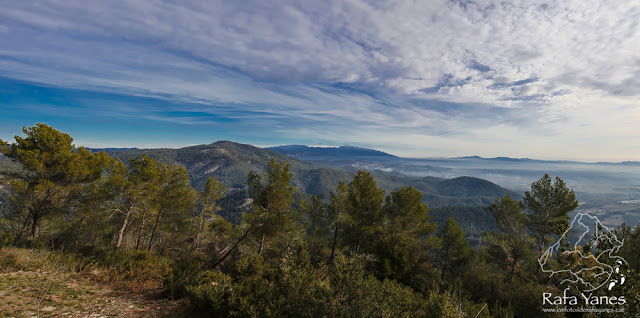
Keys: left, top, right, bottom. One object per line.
{"left": 164, "top": 252, "right": 206, "bottom": 298}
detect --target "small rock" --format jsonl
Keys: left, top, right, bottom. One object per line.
{"left": 41, "top": 306, "right": 56, "bottom": 312}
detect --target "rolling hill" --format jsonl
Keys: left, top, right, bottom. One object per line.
{"left": 106, "top": 141, "right": 515, "bottom": 235}
{"left": 0, "top": 141, "right": 514, "bottom": 236}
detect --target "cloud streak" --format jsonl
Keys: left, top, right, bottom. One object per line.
{"left": 0, "top": 0, "right": 639, "bottom": 161}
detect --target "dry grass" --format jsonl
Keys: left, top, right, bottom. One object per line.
{"left": 0, "top": 248, "right": 189, "bottom": 317}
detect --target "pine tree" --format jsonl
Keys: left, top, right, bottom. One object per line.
{"left": 147, "top": 164, "right": 196, "bottom": 251}
{"left": 524, "top": 174, "right": 578, "bottom": 257}
{"left": 487, "top": 194, "right": 530, "bottom": 274}
{"left": 345, "top": 170, "right": 385, "bottom": 253}
{"left": 108, "top": 155, "right": 164, "bottom": 248}
{"left": 247, "top": 158, "right": 297, "bottom": 255}
{"left": 375, "top": 186, "right": 438, "bottom": 284}
{"left": 193, "top": 177, "right": 226, "bottom": 250}
{"left": 437, "top": 218, "right": 470, "bottom": 281}
{"left": 328, "top": 181, "right": 348, "bottom": 262}
{"left": 0, "top": 123, "right": 112, "bottom": 240}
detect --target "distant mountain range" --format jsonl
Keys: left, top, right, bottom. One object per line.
{"left": 107, "top": 141, "right": 513, "bottom": 202}
{"left": 454, "top": 155, "right": 640, "bottom": 165}
{"left": 266, "top": 145, "right": 396, "bottom": 159}
{"left": 6, "top": 142, "right": 638, "bottom": 231}
{"left": 86, "top": 147, "right": 138, "bottom": 153}
{"left": 87, "top": 145, "right": 638, "bottom": 166}
{"left": 104, "top": 141, "right": 515, "bottom": 235}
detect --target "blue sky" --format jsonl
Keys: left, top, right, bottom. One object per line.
{"left": 1, "top": 1, "right": 639, "bottom": 161}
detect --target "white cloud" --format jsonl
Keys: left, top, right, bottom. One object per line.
{"left": 0, "top": 0, "right": 639, "bottom": 160}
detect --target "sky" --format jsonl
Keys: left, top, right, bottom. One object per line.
{"left": 1, "top": 0, "right": 639, "bottom": 162}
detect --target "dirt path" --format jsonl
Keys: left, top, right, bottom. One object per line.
{"left": 0, "top": 271, "right": 189, "bottom": 317}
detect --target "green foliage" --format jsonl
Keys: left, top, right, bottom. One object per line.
{"left": 461, "top": 258, "right": 564, "bottom": 318}
{"left": 615, "top": 223, "right": 640, "bottom": 272}
{"left": 372, "top": 186, "right": 439, "bottom": 289}
{"left": 86, "top": 248, "right": 172, "bottom": 293}
{"left": 425, "top": 290, "right": 466, "bottom": 318}
{"left": 186, "top": 269, "right": 234, "bottom": 315}
{"left": 246, "top": 158, "right": 298, "bottom": 256}
{"left": 108, "top": 155, "right": 164, "bottom": 249}
{"left": 524, "top": 174, "right": 578, "bottom": 256}
{"left": 0, "top": 247, "right": 86, "bottom": 273}
{"left": 429, "top": 206, "right": 498, "bottom": 239}
{"left": 301, "top": 194, "right": 331, "bottom": 264}
{"left": 486, "top": 194, "right": 532, "bottom": 274}
{"left": 101, "top": 154, "right": 198, "bottom": 252}
{"left": 384, "top": 186, "right": 434, "bottom": 236}
{"left": 0, "top": 124, "right": 112, "bottom": 241}
{"left": 187, "top": 253, "right": 441, "bottom": 317}
{"left": 194, "top": 177, "right": 227, "bottom": 249}
{"left": 107, "top": 142, "right": 515, "bottom": 224}
{"left": 10, "top": 124, "right": 636, "bottom": 317}
{"left": 436, "top": 218, "right": 470, "bottom": 281}
{"left": 163, "top": 252, "right": 207, "bottom": 298}
{"left": 344, "top": 170, "right": 385, "bottom": 253}
{"left": 327, "top": 180, "right": 349, "bottom": 261}
{"left": 147, "top": 163, "right": 197, "bottom": 251}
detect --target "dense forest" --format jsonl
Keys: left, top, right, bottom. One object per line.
{"left": 1, "top": 124, "right": 639, "bottom": 317}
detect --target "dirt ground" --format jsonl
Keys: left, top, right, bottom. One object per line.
{"left": 0, "top": 271, "right": 190, "bottom": 318}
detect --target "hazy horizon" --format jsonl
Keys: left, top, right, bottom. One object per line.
{"left": 33, "top": 140, "right": 636, "bottom": 164}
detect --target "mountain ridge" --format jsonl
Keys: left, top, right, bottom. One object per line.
{"left": 267, "top": 145, "right": 396, "bottom": 158}
{"left": 105, "top": 141, "right": 515, "bottom": 234}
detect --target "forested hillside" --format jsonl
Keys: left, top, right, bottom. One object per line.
{"left": 103, "top": 142, "right": 515, "bottom": 234}
{"left": 1, "top": 124, "right": 638, "bottom": 317}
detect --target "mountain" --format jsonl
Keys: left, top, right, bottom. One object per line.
{"left": 455, "top": 156, "right": 578, "bottom": 164}
{"left": 458, "top": 155, "right": 640, "bottom": 166}
{"left": 267, "top": 145, "right": 396, "bottom": 159}
{"left": 86, "top": 147, "right": 138, "bottom": 153}
{"left": 109, "top": 141, "right": 513, "bottom": 201}
{"left": 107, "top": 141, "right": 514, "bottom": 233}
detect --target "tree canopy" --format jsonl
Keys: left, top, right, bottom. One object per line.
{"left": 0, "top": 123, "right": 112, "bottom": 239}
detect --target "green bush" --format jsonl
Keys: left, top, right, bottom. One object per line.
{"left": 186, "top": 253, "right": 444, "bottom": 317}
{"left": 102, "top": 249, "right": 171, "bottom": 293}
{"left": 186, "top": 269, "right": 233, "bottom": 315}
{"left": 164, "top": 252, "right": 206, "bottom": 298}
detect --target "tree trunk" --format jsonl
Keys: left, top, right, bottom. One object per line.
{"left": 116, "top": 203, "right": 134, "bottom": 248}
{"left": 258, "top": 230, "right": 265, "bottom": 255}
{"left": 193, "top": 213, "right": 205, "bottom": 250}
{"left": 13, "top": 216, "right": 31, "bottom": 246}
{"left": 212, "top": 225, "right": 253, "bottom": 269}
{"left": 135, "top": 210, "right": 148, "bottom": 249}
{"left": 31, "top": 213, "right": 42, "bottom": 239}
{"left": 510, "top": 237, "right": 516, "bottom": 275}
{"left": 147, "top": 210, "right": 163, "bottom": 251}
{"left": 74, "top": 218, "right": 85, "bottom": 248}
{"left": 441, "top": 246, "right": 449, "bottom": 281}
{"left": 329, "top": 224, "right": 339, "bottom": 262}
